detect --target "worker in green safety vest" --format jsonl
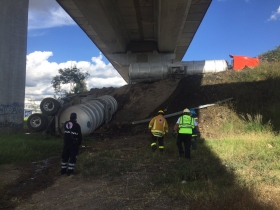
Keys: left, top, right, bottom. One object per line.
{"left": 173, "top": 108, "right": 194, "bottom": 159}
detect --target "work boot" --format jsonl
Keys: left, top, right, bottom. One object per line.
{"left": 67, "top": 169, "right": 75, "bottom": 176}
{"left": 60, "top": 168, "right": 66, "bottom": 175}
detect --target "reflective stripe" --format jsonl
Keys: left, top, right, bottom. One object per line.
{"left": 151, "top": 142, "right": 156, "bottom": 146}
{"left": 159, "top": 146, "right": 164, "bottom": 149}
{"left": 151, "top": 130, "right": 164, "bottom": 137}
{"left": 61, "top": 162, "right": 67, "bottom": 169}
{"left": 153, "top": 119, "right": 157, "bottom": 130}
{"left": 68, "top": 163, "right": 75, "bottom": 167}
{"left": 151, "top": 129, "right": 164, "bottom": 133}
{"left": 68, "top": 166, "right": 74, "bottom": 170}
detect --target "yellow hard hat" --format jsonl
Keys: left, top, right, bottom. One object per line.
{"left": 183, "top": 108, "right": 190, "bottom": 113}
{"left": 158, "top": 110, "right": 164, "bottom": 114}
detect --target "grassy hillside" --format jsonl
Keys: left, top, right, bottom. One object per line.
{"left": 1, "top": 62, "right": 280, "bottom": 209}
{"left": 200, "top": 62, "right": 280, "bottom": 137}
{"left": 153, "top": 62, "right": 280, "bottom": 139}
{"left": 76, "top": 61, "right": 280, "bottom": 209}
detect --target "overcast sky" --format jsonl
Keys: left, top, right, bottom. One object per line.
{"left": 26, "top": 0, "right": 280, "bottom": 100}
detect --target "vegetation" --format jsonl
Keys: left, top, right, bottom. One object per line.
{"left": 51, "top": 66, "right": 90, "bottom": 98}
{"left": 76, "top": 132, "right": 280, "bottom": 209}
{"left": 0, "top": 134, "right": 61, "bottom": 164}
{"left": 1, "top": 60, "right": 280, "bottom": 209}
{"left": 75, "top": 61, "right": 280, "bottom": 209}
{"left": 260, "top": 45, "right": 280, "bottom": 62}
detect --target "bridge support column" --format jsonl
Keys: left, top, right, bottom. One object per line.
{"left": 0, "top": 0, "right": 29, "bottom": 133}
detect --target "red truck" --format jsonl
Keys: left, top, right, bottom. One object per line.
{"left": 229, "top": 54, "right": 261, "bottom": 71}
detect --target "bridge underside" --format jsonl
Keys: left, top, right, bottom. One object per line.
{"left": 56, "top": 0, "right": 212, "bottom": 82}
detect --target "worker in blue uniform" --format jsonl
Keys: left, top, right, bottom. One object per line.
{"left": 190, "top": 109, "right": 199, "bottom": 150}
{"left": 60, "top": 112, "right": 82, "bottom": 176}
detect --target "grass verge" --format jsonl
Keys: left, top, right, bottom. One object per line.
{"left": 0, "top": 133, "right": 62, "bottom": 164}
{"left": 75, "top": 131, "right": 280, "bottom": 209}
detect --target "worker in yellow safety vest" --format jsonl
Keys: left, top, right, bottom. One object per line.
{"left": 148, "top": 110, "right": 169, "bottom": 152}
{"left": 173, "top": 108, "right": 195, "bottom": 159}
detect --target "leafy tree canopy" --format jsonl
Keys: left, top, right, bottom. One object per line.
{"left": 51, "top": 66, "right": 90, "bottom": 98}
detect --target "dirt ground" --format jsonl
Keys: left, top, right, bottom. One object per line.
{"left": 0, "top": 74, "right": 236, "bottom": 210}
{"left": 2, "top": 134, "right": 192, "bottom": 210}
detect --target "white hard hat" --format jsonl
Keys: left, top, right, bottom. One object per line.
{"left": 183, "top": 108, "right": 190, "bottom": 113}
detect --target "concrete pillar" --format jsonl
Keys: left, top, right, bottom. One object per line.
{"left": 0, "top": 0, "right": 29, "bottom": 133}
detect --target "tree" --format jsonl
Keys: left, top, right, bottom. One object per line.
{"left": 72, "top": 80, "right": 88, "bottom": 94}
{"left": 51, "top": 66, "right": 90, "bottom": 98}
{"left": 260, "top": 45, "right": 280, "bottom": 62}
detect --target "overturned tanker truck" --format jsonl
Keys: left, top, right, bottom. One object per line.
{"left": 27, "top": 60, "right": 228, "bottom": 135}
{"left": 27, "top": 94, "right": 118, "bottom": 136}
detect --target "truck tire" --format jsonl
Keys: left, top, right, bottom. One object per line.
{"left": 40, "top": 98, "right": 61, "bottom": 116}
{"left": 27, "top": 113, "right": 48, "bottom": 132}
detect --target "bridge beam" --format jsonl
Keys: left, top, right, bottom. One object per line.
{"left": 0, "top": 0, "right": 29, "bottom": 133}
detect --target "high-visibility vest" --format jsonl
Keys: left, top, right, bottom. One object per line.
{"left": 178, "top": 115, "right": 194, "bottom": 134}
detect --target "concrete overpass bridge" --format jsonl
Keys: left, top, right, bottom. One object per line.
{"left": 0, "top": 0, "right": 212, "bottom": 133}
{"left": 57, "top": 0, "right": 212, "bottom": 83}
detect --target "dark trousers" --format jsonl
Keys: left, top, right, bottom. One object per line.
{"left": 61, "top": 143, "right": 79, "bottom": 171}
{"left": 176, "top": 133, "right": 192, "bottom": 158}
{"left": 151, "top": 134, "right": 164, "bottom": 152}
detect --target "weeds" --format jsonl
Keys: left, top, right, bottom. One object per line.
{"left": 2, "top": 62, "right": 280, "bottom": 209}
{"left": 241, "top": 113, "right": 273, "bottom": 133}
{"left": 75, "top": 62, "right": 280, "bottom": 209}
{"left": 0, "top": 133, "right": 61, "bottom": 164}
{"left": 75, "top": 132, "right": 280, "bottom": 209}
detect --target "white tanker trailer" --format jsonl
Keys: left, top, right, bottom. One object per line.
{"left": 27, "top": 94, "right": 118, "bottom": 136}
{"left": 129, "top": 60, "right": 229, "bottom": 83}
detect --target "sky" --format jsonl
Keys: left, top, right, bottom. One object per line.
{"left": 26, "top": 0, "right": 280, "bottom": 100}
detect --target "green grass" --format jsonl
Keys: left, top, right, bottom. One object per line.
{"left": 75, "top": 133, "right": 280, "bottom": 209}
{"left": 1, "top": 62, "right": 280, "bottom": 209}
{"left": 74, "top": 62, "right": 280, "bottom": 209}
{"left": 0, "top": 133, "right": 62, "bottom": 164}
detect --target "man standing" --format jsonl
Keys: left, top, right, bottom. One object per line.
{"left": 60, "top": 112, "right": 82, "bottom": 176}
{"left": 148, "top": 110, "right": 169, "bottom": 152}
{"left": 173, "top": 108, "right": 194, "bottom": 159}
{"left": 190, "top": 109, "right": 200, "bottom": 151}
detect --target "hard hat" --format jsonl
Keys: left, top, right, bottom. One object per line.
{"left": 158, "top": 110, "right": 164, "bottom": 114}
{"left": 183, "top": 108, "right": 190, "bottom": 113}
{"left": 190, "top": 109, "right": 196, "bottom": 115}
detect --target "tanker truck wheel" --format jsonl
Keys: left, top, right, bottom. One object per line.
{"left": 40, "top": 98, "right": 61, "bottom": 116}
{"left": 27, "top": 113, "right": 48, "bottom": 132}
